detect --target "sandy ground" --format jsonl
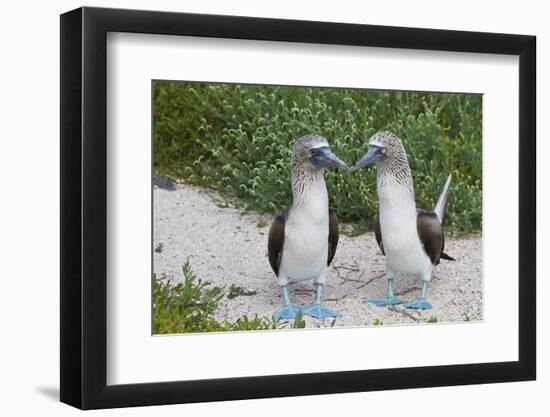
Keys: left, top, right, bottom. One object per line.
{"left": 153, "top": 183, "right": 483, "bottom": 329}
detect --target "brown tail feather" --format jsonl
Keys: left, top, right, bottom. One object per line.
{"left": 440, "top": 252, "right": 455, "bottom": 261}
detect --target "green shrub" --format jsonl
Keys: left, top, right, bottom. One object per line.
{"left": 153, "top": 258, "right": 290, "bottom": 334}
{"left": 153, "top": 82, "right": 482, "bottom": 234}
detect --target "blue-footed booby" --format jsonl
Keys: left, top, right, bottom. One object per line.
{"left": 268, "top": 135, "right": 348, "bottom": 319}
{"left": 353, "top": 131, "right": 455, "bottom": 310}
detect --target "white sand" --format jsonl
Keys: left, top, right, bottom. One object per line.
{"left": 153, "top": 183, "right": 483, "bottom": 328}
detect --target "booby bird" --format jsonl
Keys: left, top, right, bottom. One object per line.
{"left": 268, "top": 134, "right": 348, "bottom": 319}
{"left": 353, "top": 131, "right": 455, "bottom": 310}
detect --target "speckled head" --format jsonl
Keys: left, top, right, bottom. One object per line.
{"left": 292, "top": 134, "right": 348, "bottom": 172}
{"left": 352, "top": 131, "right": 407, "bottom": 170}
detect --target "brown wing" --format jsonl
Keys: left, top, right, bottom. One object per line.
{"left": 267, "top": 207, "right": 290, "bottom": 276}
{"left": 416, "top": 210, "right": 445, "bottom": 265}
{"left": 328, "top": 210, "right": 339, "bottom": 266}
{"left": 373, "top": 211, "right": 385, "bottom": 255}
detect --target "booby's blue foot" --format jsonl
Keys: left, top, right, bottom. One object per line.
{"left": 365, "top": 297, "right": 402, "bottom": 306}
{"left": 274, "top": 284, "right": 301, "bottom": 319}
{"left": 302, "top": 302, "right": 341, "bottom": 318}
{"left": 273, "top": 303, "right": 302, "bottom": 320}
{"left": 304, "top": 283, "right": 342, "bottom": 318}
{"left": 404, "top": 281, "right": 432, "bottom": 309}
{"left": 403, "top": 297, "right": 432, "bottom": 310}
{"left": 365, "top": 278, "right": 402, "bottom": 306}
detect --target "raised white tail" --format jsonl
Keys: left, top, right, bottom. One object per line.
{"left": 434, "top": 174, "right": 452, "bottom": 224}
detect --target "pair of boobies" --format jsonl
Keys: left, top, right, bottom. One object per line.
{"left": 267, "top": 131, "right": 455, "bottom": 320}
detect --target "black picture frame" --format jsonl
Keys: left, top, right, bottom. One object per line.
{"left": 60, "top": 6, "right": 536, "bottom": 410}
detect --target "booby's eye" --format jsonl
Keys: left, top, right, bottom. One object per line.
{"left": 381, "top": 148, "right": 387, "bottom": 154}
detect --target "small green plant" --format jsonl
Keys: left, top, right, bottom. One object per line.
{"left": 154, "top": 242, "right": 164, "bottom": 253}
{"left": 224, "top": 315, "right": 284, "bottom": 331}
{"left": 292, "top": 311, "right": 306, "bottom": 329}
{"left": 256, "top": 219, "right": 268, "bottom": 228}
{"left": 153, "top": 259, "right": 224, "bottom": 334}
{"left": 153, "top": 258, "right": 297, "bottom": 333}
{"left": 426, "top": 316, "right": 438, "bottom": 323}
{"left": 372, "top": 318, "right": 383, "bottom": 326}
{"left": 227, "top": 284, "right": 257, "bottom": 300}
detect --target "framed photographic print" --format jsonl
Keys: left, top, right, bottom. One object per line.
{"left": 60, "top": 6, "right": 536, "bottom": 410}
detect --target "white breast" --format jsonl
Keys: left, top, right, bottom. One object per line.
{"left": 279, "top": 182, "right": 329, "bottom": 282}
{"left": 378, "top": 181, "right": 431, "bottom": 275}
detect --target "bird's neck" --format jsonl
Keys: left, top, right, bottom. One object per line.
{"left": 377, "top": 156, "right": 415, "bottom": 205}
{"left": 291, "top": 165, "right": 328, "bottom": 211}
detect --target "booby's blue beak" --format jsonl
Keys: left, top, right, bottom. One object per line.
{"left": 310, "top": 146, "right": 349, "bottom": 171}
{"left": 352, "top": 145, "right": 387, "bottom": 170}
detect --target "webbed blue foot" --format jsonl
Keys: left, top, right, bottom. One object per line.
{"left": 403, "top": 297, "right": 432, "bottom": 310}
{"left": 274, "top": 284, "right": 301, "bottom": 319}
{"left": 304, "top": 283, "right": 342, "bottom": 318}
{"left": 365, "top": 278, "right": 402, "bottom": 306}
{"left": 404, "top": 280, "right": 432, "bottom": 309}
{"left": 365, "top": 296, "right": 402, "bottom": 306}
{"left": 302, "top": 302, "right": 341, "bottom": 318}
{"left": 273, "top": 303, "right": 302, "bottom": 320}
